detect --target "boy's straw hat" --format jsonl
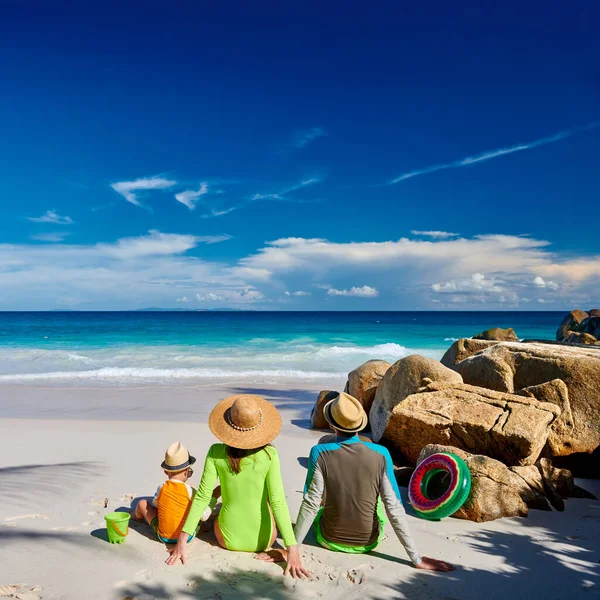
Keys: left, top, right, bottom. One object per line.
{"left": 209, "top": 394, "right": 282, "bottom": 450}
{"left": 323, "top": 392, "right": 368, "bottom": 433}
{"left": 161, "top": 441, "right": 196, "bottom": 472}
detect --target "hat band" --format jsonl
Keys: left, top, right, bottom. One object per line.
{"left": 164, "top": 459, "right": 190, "bottom": 471}
{"left": 226, "top": 407, "right": 263, "bottom": 431}
{"left": 327, "top": 404, "right": 362, "bottom": 432}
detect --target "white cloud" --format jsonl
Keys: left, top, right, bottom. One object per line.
{"left": 0, "top": 231, "right": 246, "bottom": 310}
{"left": 411, "top": 230, "right": 460, "bottom": 239}
{"left": 30, "top": 232, "right": 71, "bottom": 242}
{"left": 532, "top": 276, "right": 561, "bottom": 291}
{"left": 388, "top": 121, "right": 600, "bottom": 185}
{"left": 293, "top": 127, "right": 326, "bottom": 149}
{"left": 3, "top": 229, "right": 600, "bottom": 310}
{"left": 111, "top": 176, "right": 176, "bottom": 207}
{"left": 432, "top": 273, "right": 505, "bottom": 294}
{"left": 175, "top": 183, "right": 209, "bottom": 210}
{"left": 285, "top": 290, "right": 311, "bottom": 297}
{"left": 196, "top": 289, "right": 264, "bottom": 303}
{"left": 327, "top": 286, "right": 379, "bottom": 298}
{"left": 176, "top": 296, "right": 189, "bottom": 303}
{"left": 27, "top": 210, "right": 74, "bottom": 225}
{"left": 97, "top": 230, "right": 229, "bottom": 260}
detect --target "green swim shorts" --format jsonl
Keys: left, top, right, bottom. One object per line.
{"left": 150, "top": 517, "right": 196, "bottom": 545}
{"left": 314, "top": 501, "right": 386, "bottom": 554}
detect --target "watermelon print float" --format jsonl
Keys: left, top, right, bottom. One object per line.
{"left": 408, "top": 452, "right": 471, "bottom": 520}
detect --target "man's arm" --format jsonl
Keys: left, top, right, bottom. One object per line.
{"left": 294, "top": 450, "right": 325, "bottom": 545}
{"left": 379, "top": 453, "right": 422, "bottom": 566}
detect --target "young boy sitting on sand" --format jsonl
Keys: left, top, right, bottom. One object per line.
{"left": 133, "top": 441, "right": 219, "bottom": 544}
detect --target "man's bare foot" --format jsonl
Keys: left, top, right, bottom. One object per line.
{"left": 255, "top": 549, "right": 287, "bottom": 563}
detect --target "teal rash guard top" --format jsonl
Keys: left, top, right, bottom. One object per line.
{"left": 182, "top": 444, "right": 296, "bottom": 552}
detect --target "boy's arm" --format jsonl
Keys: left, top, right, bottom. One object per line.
{"left": 151, "top": 483, "right": 163, "bottom": 508}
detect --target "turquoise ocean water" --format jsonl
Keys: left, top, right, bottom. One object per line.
{"left": 0, "top": 312, "right": 562, "bottom": 384}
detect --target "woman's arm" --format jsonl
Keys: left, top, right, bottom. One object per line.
{"left": 166, "top": 446, "right": 218, "bottom": 566}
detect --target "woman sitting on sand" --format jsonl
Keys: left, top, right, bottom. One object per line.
{"left": 166, "top": 394, "right": 309, "bottom": 579}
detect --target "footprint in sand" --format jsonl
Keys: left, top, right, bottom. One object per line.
{"left": 120, "top": 493, "right": 135, "bottom": 503}
{"left": 0, "top": 584, "right": 43, "bottom": 599}
{"left": 4, "top": 514, "right": 50, "bottom": 523}
{"left": 90, "top": 497, "right": 110, "bottom": 508}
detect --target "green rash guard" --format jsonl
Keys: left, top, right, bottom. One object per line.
{"left": 182, "top": 444, "right": 296, "bottom": 552}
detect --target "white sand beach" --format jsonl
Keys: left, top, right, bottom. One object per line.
{"left": 1, "top": 381, "right": 599, "bottom": 600}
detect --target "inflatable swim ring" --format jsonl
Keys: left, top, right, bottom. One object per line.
{"left": 408, "top": 452, "right": 471, "bottom": 520}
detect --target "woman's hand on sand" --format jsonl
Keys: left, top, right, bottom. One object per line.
{"left": 415, "top": 557, "right": 455, "bottom": 572}
{"left": 284, "top": 545, "right": 310, "bottom": 579}
{"left": 165, "top": 535, "right": 188, "bottom": 566}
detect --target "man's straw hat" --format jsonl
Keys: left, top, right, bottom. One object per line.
{"left": 323, "top": 392, "right": 368, "bottom": 433}
{"left": 161, "top": 441, "right": 196, "bottom": 472}
{"left": 209, "top": 394, "right": 282, "bottom": 450}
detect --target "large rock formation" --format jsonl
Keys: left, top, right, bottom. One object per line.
{"left": 417, "top": 445, "right": 594, "bottom": 522}
{"left": 473, "top": 327, "right": 519, "bottom": 342}
{"left": 556, "top": 309, "right": 588, "bottom": 341}
{"left": 310, "top": 390, "right": 338, "bottom": 430}
{"left": 369, "top": 355, "right": 463, "bottom": 442}
{"left": 347, "top": 359, "right": 391, "bottom": 415}
{"left": 383, "top": 382, "right": 560, "bottom": 465}
{"left": 443, "top": 341, "right": 600, "bottom": 456}
{"left": 382, "top": 381, "right": 559, "bottom": 466}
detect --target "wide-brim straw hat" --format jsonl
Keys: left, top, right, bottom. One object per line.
{"left": 161, "top": 441, "right": 196, "bottom": 472}
{"left": 209, "top": 394, "right": 282, "bottom": 450}
{"left": 323, "top": 392, "right": 368, "bottom": 433}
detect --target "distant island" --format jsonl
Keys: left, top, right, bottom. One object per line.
{"left": 135, "top": 307, "right": 244, "bottom": 312}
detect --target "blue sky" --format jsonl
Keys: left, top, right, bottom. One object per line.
{"left": 1, "top": 0, "right": 599, "bottom": 310}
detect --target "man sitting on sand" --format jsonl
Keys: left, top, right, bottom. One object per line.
{"left": 293, "top": 393, "right": 454, "bottom": 572}
{"left": 133, "top": 441, "right": 218, "bottom": 544}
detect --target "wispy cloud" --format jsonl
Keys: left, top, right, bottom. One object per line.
{"left": 285, "top": 290, "right": 311, "bottom": 297}
{"left": 293, "top": 127, "right": 326, "bottom": 149}
{"left": 111, "top": 176, "right": 177, "bottom": 207}
{"left": 327, "top": 285, "right": 379, "bottom": 298}
{"left": 175, "top": 183, "right": 209, "bottom": 210}
{"left": 251, "top": 177, "right": 322, "bottom": 202}
{"left": 30, "top": 232, "right": 71, "bottom": 242}
{"left": 388, "top": 121, "right": 600, "bottom": 185}
{"left": 411, "top": 230, "right": 460, "bottom": 239}
{"left": 27, "top": 210, "right": 74, "bottom": 225}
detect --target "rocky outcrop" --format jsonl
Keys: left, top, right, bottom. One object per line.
{"left": 310, "top": 390, "right": 338, "bottom": 430}
{"left": 369, "top": 355, "right": 463, "bottom": 442}
{"left": 566, "top": 332, "right": 598, "bottom": 345}
{"left": 556, "top": 309, "right": 588, "bottom": 341}
{"left": 417, "top": 444, "right": 594, "bottom": 522}
{"left": 579, "top": 316, "right": 600, "bottom": 339}
{"left": 516, "top": 380, "right": 574, "bottom": 457}
{"left": 382, "top": 381, "right": 560, "bottom": 466}
{"left": 440, "top": 338, "right": 499, "bottom": 367}
{"left": 473, "top": 327, "right": 519, "bottom": 342}
{"left": 446, "top": 341, "right": 600, "bottom": 456}
{"left": 347, "top": 360, "right": 391, "bottom": 415}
